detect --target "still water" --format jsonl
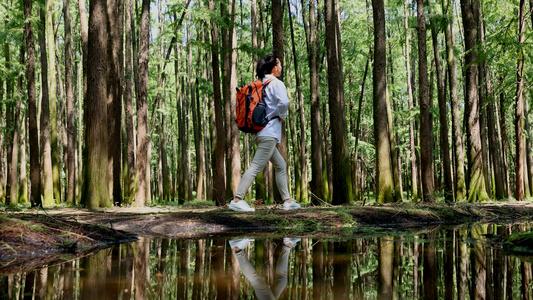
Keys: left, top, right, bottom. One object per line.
{"left": 1, "top": 223, "right": 532, "bottom": 299}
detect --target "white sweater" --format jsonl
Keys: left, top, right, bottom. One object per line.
{"left": 256, "top": 74, "right": 290, "bottom": 143}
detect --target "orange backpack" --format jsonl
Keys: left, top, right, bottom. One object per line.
{"left": 235, "top": 79, "right": 274, "bottom": 133}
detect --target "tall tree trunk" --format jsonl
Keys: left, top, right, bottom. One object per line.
{"left": 287, "top": 0, "right": 308, "bottom": 203}
{"left": 209, "top": 0, "right": 226, "bottom": 206}
{"left": 405, "top": 0, "right": 419, "bottom": 201}
{"left": 222, "top": 0, "right": 240, "bottom": 199}
{"left": 525, "top": 100, "right": 533, "bottom": 197}
{"left": 387, "top": 41, "right": 402, "bottom": 202}
{"left": 46, "top": 0, "right": 61, "bottom": 204}
{"left": 190, "top": 31, "right": 204, "bottom": 202}
{"left": 4, "top": 41, "right": 14, "bottom": 206}
{"left": 194, "top": 52, "right": 205, "bottom": 201}
{"left": 38, "top": 1, "right": 55, "bottom": 206}
{"left": 124, "top": 0, "right": 135, "bottom": 203}
{"left": 353, "top": 50, "right": 371, "bottom": 201}
{"left": 0, "top": 55, "right": 3, "bottom": 202}
{"left": 444, "top": 0, "right": 466, "bottom": 201}
{"left": 461, "top": 0, "right": 489, "bottom": 202}
{"left": 372, "top": 0, "right": 394, "bottom": 204}
{"left": 135, "top": 0, "right": 150, "bottom": 206}
{"left": 82, "top": 0, "right": 110, "bottom": 209}
{"left": 107, "top": 0, "right": 123, "bottom": 205}
{"left": 417, "top": 0, "right": 435, "bottom": 202}
{"left": 325, "top": 0, "right": 353, "bottom": 204}
{"left": 19, "top": 110, "right": 28, "bottom": 204}
{"left": 304, "top": 0, "right": 325, "bottom": 204}
{"left": 479, "top": 18, "right": 505, "bottom": 199}
{"left": 10, "top": 49, "right": 23, "bottom": 205}
{"left": 477, "top": 10, "right": 492, "bottom": 198}
{"left": 24, "top": 0, "right": 41, "bottom": 207}
{"left": 498, "top": 76, "right": 512, "bottom": 199}
{"left": 64, "top": 0, "right": 76, "bottom": 205}
{"left": 431, "top": 20, "right": 453, "bottom": 202}
{"left": 514, "top": 0, "right": 526, "bottom": 201}
{"left": 271, "top": 0, "right": 289, "bottom": 203}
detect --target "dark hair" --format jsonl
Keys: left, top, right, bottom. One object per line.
{"left": 256, "top": 53, "right": 278, "bottom": 79}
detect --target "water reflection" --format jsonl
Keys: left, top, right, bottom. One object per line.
{"left": 1, "top": 224, "right": 532, "bottom": 299}
{"left": 229, "top": 238, "right": 299, "bottom": 299}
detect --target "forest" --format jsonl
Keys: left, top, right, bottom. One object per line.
{"left": 0, "top": 0, "right": 532, "bottom": 209}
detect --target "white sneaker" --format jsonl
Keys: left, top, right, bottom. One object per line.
{"left": 229, "top": 199, "right": 255, "bottom": 212}
{"left": 282, "top": 199, "right": 301, "bottom": 210}
{"left": 229, "top": 238, "right": 254, "bottom": 251}
{"left": 283, "top": 237, "right": 301, "bottom": 248}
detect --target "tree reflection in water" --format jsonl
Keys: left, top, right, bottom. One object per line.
{"left": 1, "top": 224, "right": 532, "bottom": 299}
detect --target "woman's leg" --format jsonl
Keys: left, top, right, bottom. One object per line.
{"left": 270, "top": 147, "right": 291, "bottom": 201}
{"left": 234, "top": 137, "right": 278, "bottom": 200}
{"left": 234, "top": 251, "right": 276, "bottom": 300}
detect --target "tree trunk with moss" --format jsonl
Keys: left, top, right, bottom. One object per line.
{"left": 38, "top": 0, "right": 55, "bottom": 206}
{"left": 82, "top": 0, "right": 110, "bottom": 209}
{"left": 460, "top": 0, "right": 489, "bottom": 202}
{"left": 326, "top": 0, "right": 353, "bottom": 204}
{"left": 443, "top": 0, "right": 466, "bottom": 201}
{"left": 45, "top": 0, "right": 61, "bottom": 204}
{"left": 372, "top": 0, "right": 394, "bottom": 203}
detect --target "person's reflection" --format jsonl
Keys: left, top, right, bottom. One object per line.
{"left": 228, "top": 238, "right": 300, "bottom": 300}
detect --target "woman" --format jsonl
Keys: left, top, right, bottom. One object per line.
{"left": 229, "top": 54, "right": 301, "bottom": 212}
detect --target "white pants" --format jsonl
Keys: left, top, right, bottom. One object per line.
{"left": 234, "top": 136, "right": 291, "bottom": 201}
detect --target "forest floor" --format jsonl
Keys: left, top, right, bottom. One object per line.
{"left": 2, "top": 201, "right": 533, "bottom": 273}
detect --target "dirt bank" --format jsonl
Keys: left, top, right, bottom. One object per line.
{"left": 15, "top": 201, "right": 533, "bottom": 238}
{"left": 1, "top": 201, "right": 532, "bottom": 274}
{"left": 0, "top": 213, "right": 136, "bottom": 274}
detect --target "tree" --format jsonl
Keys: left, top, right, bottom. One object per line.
{"left": 135, "top": 0, "right": 150, "bottom": 206}
{"left": 4, "top": 40, "right": 14, "bottom": 206}
{"left": 24, "top": 0, "right": 41, "bottom": 207}
{"left": 373, "top": 0, "right": 394, "bottom": 203}
{"left": 287, "top": 0, "right": 308, "bottom": 203}
{"left": 38, "top": 0, "right": 55, "bottom": 206}
{"left": 124, "top": 0, "right": 135, "bottom": 202}
{"left": 209, "top": 0, "right": 226, "bottom": 206}
{"left": 514, "top": 0, "right": 525, "bottom": 201}
{"left": 223, "top": 0, "right": 240, "bottom": 198}
{"left": 460, "top": 0, "right": 489, "bottom": 202}
{"left": 82, "top": 0, "right": 110, "bottom": 209}
{"left": 430, "top": 14, "right": 452, "bottom": 202}
{"left": 417, "top": 0, "right": 435, "bottom": 202}
{"left": 107, "top": 0, "right": 123, "bottom": 205}
{"left": 443, "top": 0, "right": 466, "bottom": 202}
{"left": 63, "top": 0, "right": 76, "bottom": 205}
{"left": 46, "top": 0, "right": 61, "bottom": 204}
{"left": 325, "top": 0, "right": 353, "bottom": 204}
{"left": 271, "top": 0, "right": 289, "bottom": 203}
{"left": 405, "top": 0, "right": 419, "bottom": 201}
{"left": 303, "top": 0, "right": 325, "bottom": 204}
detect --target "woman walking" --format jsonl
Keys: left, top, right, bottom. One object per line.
{"left": 229, "top": 54, "right": 301, "bottom": 212}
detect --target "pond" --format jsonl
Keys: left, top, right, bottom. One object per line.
{"left": 1, "top": 223, "right": 532, "bottom": 299}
